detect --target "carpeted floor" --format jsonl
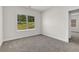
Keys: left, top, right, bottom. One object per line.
{"left": 0, "top": 34, "right": 79, "bottom": 52}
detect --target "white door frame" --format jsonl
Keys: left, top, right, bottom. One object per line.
{"left": 0, "top": 6, "right": 3, "bottom": 46}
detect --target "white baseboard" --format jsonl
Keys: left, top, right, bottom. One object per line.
{"left": 3, "top": 33, "right": 69, "bottom": 43}
{"left": 42, "top": 34, "right": 69, "bottom": 43}
{"left": 4, "top": 34, "right": 41, "bottom": 42}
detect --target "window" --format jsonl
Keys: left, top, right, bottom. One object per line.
{"left": 17, "top": 15, "right": 35, "bottom": 30}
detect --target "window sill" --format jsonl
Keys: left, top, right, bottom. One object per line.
{"left": 16, "top": 28, "right": 36, "bottom": 32}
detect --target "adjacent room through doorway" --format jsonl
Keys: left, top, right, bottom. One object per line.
{"left": 69, "top": 9, "right": 79, "bottom": 44}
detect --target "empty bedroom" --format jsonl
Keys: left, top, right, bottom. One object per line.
{"left": 0, "top": 6, "right": 79, "bottom": 52}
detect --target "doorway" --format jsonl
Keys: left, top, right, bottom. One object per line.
{"left": 69, "top": 9, "right": 79, "bottom": 44}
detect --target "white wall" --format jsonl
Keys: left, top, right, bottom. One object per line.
{"left": 3, "top": 6, "right": 41, "bottom": 41}
{"left": 0, "top": 6, "right": 3, "bottom": 45}
{"left": 42, "top": 6, "right": 79, "bottom": 42}
{"left": 3, "top": 6, "right": 79, "bottom": 43}
{"left": 42, "top": 7, "right": 69, "bottom": 42}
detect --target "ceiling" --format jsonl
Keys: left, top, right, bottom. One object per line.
{"left": 25, "top": 6, "right": 52, "bottom": 12}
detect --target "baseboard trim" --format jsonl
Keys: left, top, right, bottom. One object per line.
{"left": 4, "top": 34, "right": 41, "bottom": 42}
{"left": 42, "top": 34, "right": 69, "bottom": 43}
{"left": 3, "top": 34, "right": 69, "bottom": 43}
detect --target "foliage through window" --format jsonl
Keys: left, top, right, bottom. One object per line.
{"left": 28, "top": 16, "right": 35, "bottom": 29}
{"left": 17, "top": 15, "right": 35, "bottom": 30}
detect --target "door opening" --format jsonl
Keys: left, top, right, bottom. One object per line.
{"left": 69, "top": 9, "right": 79, "bottom": 44}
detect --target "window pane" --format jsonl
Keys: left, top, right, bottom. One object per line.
{"left": 17, "top": 15, "right": 27, "bottom": 30}
{"left": 28, "top": 16, "right": 35, "bottom": 29}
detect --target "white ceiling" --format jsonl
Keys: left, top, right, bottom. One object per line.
{"left": 25, "top": 6, "right": 52, "bottom": 12}
{"left": 31, "top": 6, "right": 52, "bottom": 11}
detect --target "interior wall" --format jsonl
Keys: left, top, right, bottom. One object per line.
{"left": 3, "top": 6, "right": 79, "bottom": 42}
{"left": 3, "top": 6, "right": 41, "bottom": 41}
{"left": 42, "top": 6, "right": 79, "bottom": 42}
{"left": 42, "top": 7, "right": 69, "bottom": 42}
{"left": 0, "top": 6, "right": 3, "bottom": 45}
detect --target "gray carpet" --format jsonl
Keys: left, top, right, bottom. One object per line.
{"left": 0, "top": 35, "right": 79, "bottom": 52}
